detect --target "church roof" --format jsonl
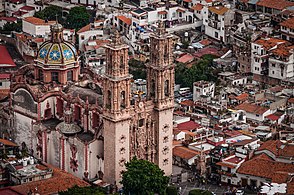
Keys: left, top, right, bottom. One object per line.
{"left": 36, "top": 41, "right": 77, "bottom": 65}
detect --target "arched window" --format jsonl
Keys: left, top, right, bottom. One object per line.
{"left": 38, "top": 69, "right": 43, "bottom": 82}
{"left": 120, "top": 91, "right": 126, "bottom": 109}
{"left": 164, "top": 80, "right": 169, "bottom": 97}
{"left": 67, "top": 70, "right": 73, "bottom": 81}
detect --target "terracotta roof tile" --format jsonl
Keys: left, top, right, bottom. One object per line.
{"left": 208, "top": 6, "right": 229, "bottom": 15}
{"left": 237, "top": 155, "right": 294, "bottom": 181}
{"left": 0, "top": 138, "right": 17, "bottom": 147}
{"left": 173, "top": 146, "right": 199, "bottom": 159}
{"left": 235, "top": 93, "right": 249, "bottom": 101}
{"left": 11, "top": 164, "right": 89, "bottom": 195}
{"left": 256, "top": 0, "right": 294, "bottom": 10}
{"left": 116, "top": 15, "right": 131, "bottom": 25}
{"left": 254, "top": 38, "right": 287, "bottom": 50}
{"left": 19, "top": 6, "right": 35, "bottom": 11}
{"left": 180, "top": 100, "right": 194, "bottom": 107}
{"left": 216, "top": 161, "right": 236, "bottom": 169}
{"left": 191, "top": 3, "right": 204, "bottom": 11}
{"left": 158, "top": 10, "right": 168, "bottom": 15}
{"left": 288, "top": 98, "right": 294, "bottom": 103}
{"left": 23, "top": 17, "right": 55, "bottom": 25}
{"left": 177, "top": 121, "right": 201, "bottom": 131}
{"left": 280, "top": 17, "right": 294, "bottom": 29}
{"left": 0, "top": 45, "right": 16, "bottom": 67}
{"left": 0, "top": 17, "right": 17, "bottom": 22}
{"left": 257, "top": 140, "right": 294, "bottom": 158}
{"left": 235, "top": 102, "right": 269, "bottom": 115}
{"left": 176, "top": 54, "right": 194, "bottom": 63}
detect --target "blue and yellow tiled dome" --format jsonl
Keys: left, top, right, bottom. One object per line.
{"left": 36, "top": 23, "right": 77, "bottom": 65}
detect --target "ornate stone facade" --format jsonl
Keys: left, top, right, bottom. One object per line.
{"left": 8, "top": 21, "right": 174, "bottom": 186}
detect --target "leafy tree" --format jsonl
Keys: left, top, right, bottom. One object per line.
{"left": 1, "top": 21, "right": 22, "bottom": 33}
{"left": 189, "top": 189, "right": 213, "bottom": 195}
{"left": 166, "top": 185, "right": 178, "bottom": 195}
{"left": 65, "top": 6, "right": 90, "bottom": 30}
{"left": 121, "top": 157, "right": 169, "bottom": 195}
{"left": 59, "top": 185, "right": 105, "bottom": 195}
{"left": 34, "top": 6, "right": 62, "bottom": 22}
{"left": 128, "top": 58, "right": 146, "bottom": 79}
{"left": 175, "top": 54, "right": 217, "bottom": 88}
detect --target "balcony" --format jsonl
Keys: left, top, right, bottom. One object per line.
{"left": 208, "top": 20, "right": 221, "bottom": 30}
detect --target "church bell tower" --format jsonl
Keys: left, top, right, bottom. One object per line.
{"left": 102, "top": 31, "right": 132, "bottom": 185}
{"left": 147, "top": 21, "right": 174, "bottom": 175}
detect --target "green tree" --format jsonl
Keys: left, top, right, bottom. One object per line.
{"left": 175, "top": 54, "right": 217, "bottom": 88}
{"left": 128, "top": 58, "right": 146, "bottom": 79}
{"left": 65, "top": 6, "right": 90, "bottom": 30}
{"left": 121, "top": 157, "right": 169, "bottom": 195}
{"left": 1, "top": 21, "right": 22, "bottom": 33}
{"left": 166, "top": 185, "right": 178, "bottom": 195}
{"left": 189, "top": 189, "right": 212, "bottom": 195}
{"left": 34, "top": 5, "right": 62, "bottom": 22}
{"left": 59, "top": 185, "right": 105, "bottom": 195}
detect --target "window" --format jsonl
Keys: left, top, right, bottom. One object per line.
{"left": 272, "top": 63, "right": 275, "bottom": 67}
{"left": 0, "top": 82, "right": 2, "bottom": 87}
{"left": 51, "top": 72, "right": 59, "bottom": 82}
{"left": 215, "top": 31, "right": 218, "bottom": 38}
{"left": 139, "top": 119, "right": 144, "bottom": 127}
{"left": 120, "top": 91, "right": 126, "bottom": 108}
{"left": 29, "top": 178, "right": 32, "bottom": 181}
{"left": 81, "top": 35, "right": 85, "bottom": 40}
{"left": 272, "top": 71, "right": 275, "bottom": 74}
{"left": 164, "top": 80, "right": 169, "bottom": 97}
{"left": 67, "top": 70, "right": 73, "bottom": 81}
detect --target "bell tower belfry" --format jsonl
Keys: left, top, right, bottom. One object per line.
{"left": 146, "top": 21, "right": 174, "bottom": 176}
{"left": 102, "top": 31, "right": 132, "bottom": 185}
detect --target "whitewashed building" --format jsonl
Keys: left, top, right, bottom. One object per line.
{"left": 22, "top": 17, "right": 55, "bottom": 36}
{"left": 193, "top": 80, "right": 215, "bottom": 101}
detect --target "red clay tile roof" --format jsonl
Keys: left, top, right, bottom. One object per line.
{"left": 254, "top": 38, "right": 287, "bottom": 50}
{"left": 174, "top": 110, "right": 185, "bottom": 115}
{"left": 235, "top": 93, "right": 249, "bottom": 101}
{"left": 20, "top": 6, "right": 35, "bottom": 11}
{"left": 177, "top": 121, "right": 201, "bottom": 131}
{"left": 288, "top": 98, "right": 294, "bottom": 103}
{"left": 0, "top": 17, "right": 17, "bottom": 22}
{"left": 271, "top": 44, "right": 294, "bottom": 57}
{"left": 266, "top": 113, "right": 282, "bottom": 121}
{"left": 0, "top": 73, "right": 11, "bottom": 79}
{"left": 180, "top": 100, "right": 194, "bottom": 107}
{"left": 0, "top": 138, "right": 17, "bottom": 147}
{"left": 11, "top": 164, "right": 89, "bottom": 195}
{"left": 199, "top": 39, "right": 211, "bottom": 46}
{"left": 191, "top": 3, "right": 204, "bottom": 11}
{"left": 208, "top": 6, "right": 229, "bottom": 15}
{"left": 173, "top": 146, "right": 199, "bottom": 159}
{"left": 237, "top": 154, "right": 294, "bottom": 182}
{"left": 280, "top": 17, "right": 294, "bottom": 29}
{"left": 257, "top": 140, "right": 294, "bottom": 158}
{"left": 176, "top": 54, "right": 194, "bottom": 63}
{"left": 256, "top": 0, "right": 294, "bottom": 10}
{"left": 176, "top": 8, "right": 185, "bottom": 12}
{"left": 235, "top": 102, "right": 268, "bottom": 115}
{"left": 77, "top": 23, "right": 102, "bottom": 34}
{"left": 183, "top": 0, "right": 192, "bottom": 2}
{"left": 0, "top": 45, "right": 16, "bottom": 67}
{"left": 23, "top": 17, "right": 55, "bottom": 25}
{"left": 158, "top": 10, "right": 168, "bottom": 15}
{"left": 116, "top": 15, "right": 131, "bottom": 25}
{"left": 0, "top": 187, "right": 22, "bottom": 195}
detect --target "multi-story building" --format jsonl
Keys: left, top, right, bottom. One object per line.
{"left": 193, "top": 80, "right": 215, "bottom": 101}
{"left": 4, "top": 0, "right": 25, "bottom": 16}
{"left": 203, "top": 4, "right": 234, "bottom": 43}
{"left": 268, "top": 44, "right": 294, "bottom": 81}
{"left": 22, "top": 17, "right": 55, "bottom": 36}
{"left": 251, "top": 37, "right": 287, "bottom": 84}
{"left": 280, "top": 17, "right": 294, "bottom": 42}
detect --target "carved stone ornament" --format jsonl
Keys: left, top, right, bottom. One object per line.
{"left": 119, "top": 158, "right": 126, "bottom": 167}
{"left": 119, "top": 135, "right": 126, "bottom": 143}
{"left": 162, "top": 124, "right": 169, "bottom": 133}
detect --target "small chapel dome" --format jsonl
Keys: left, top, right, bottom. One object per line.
{"left": 36, "top": 23, "right": 77, "bottom": 65}
{"left": 56, "top": 109, "right": 82, "bottom": 135}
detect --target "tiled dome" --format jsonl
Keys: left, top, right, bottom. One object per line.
{"left": 37, "top": 41, "right": 77, "bottom": 65}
